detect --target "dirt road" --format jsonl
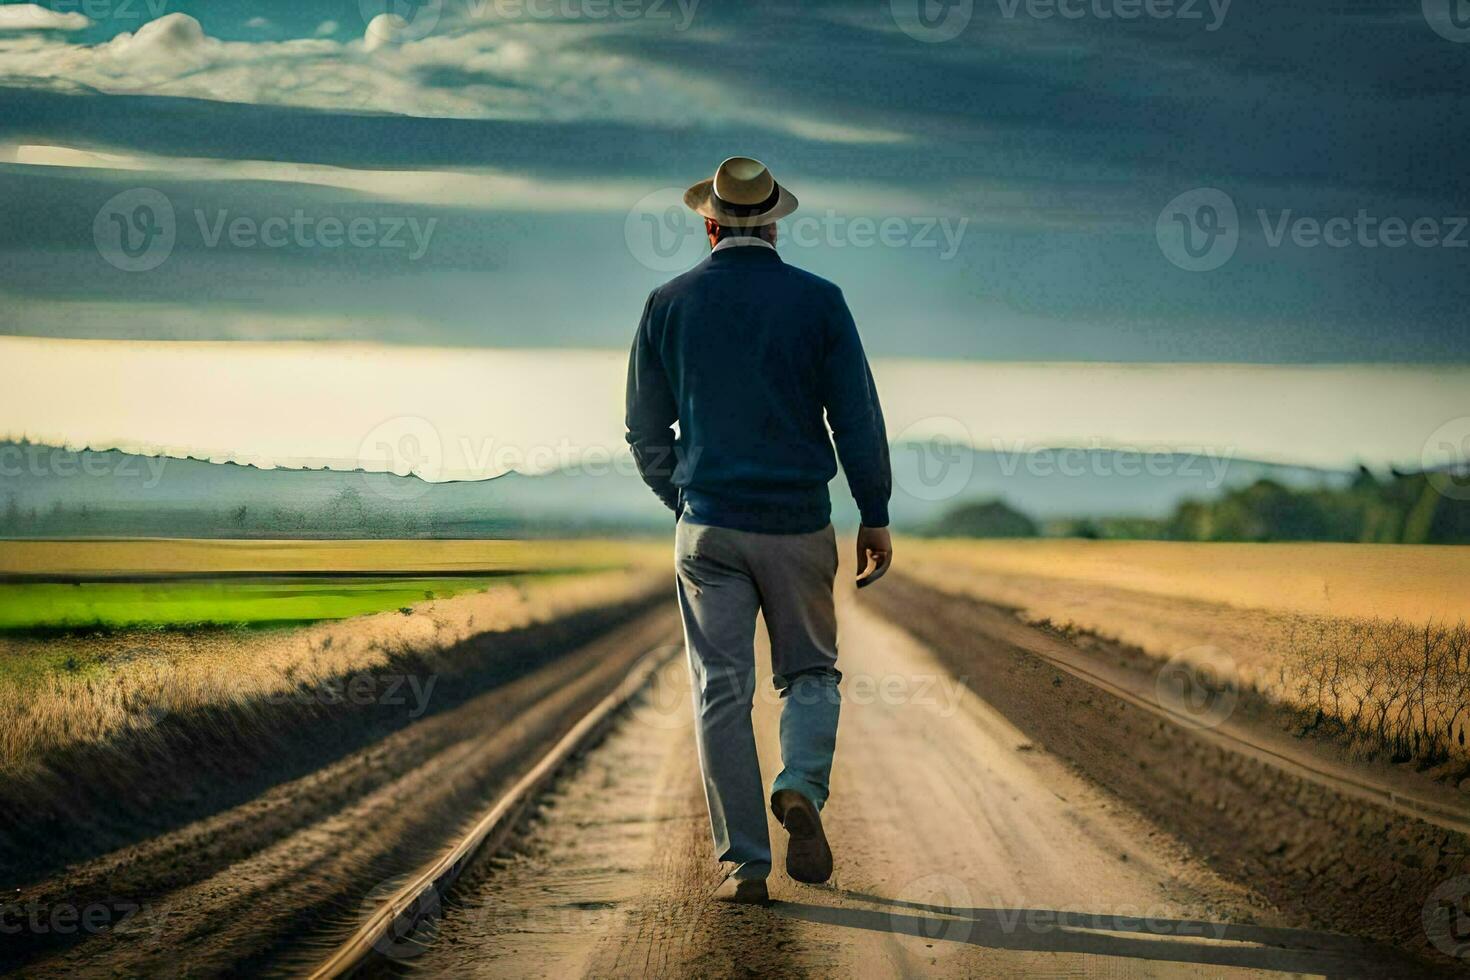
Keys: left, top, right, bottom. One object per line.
{"left": 407, "top": 595, "right": 1422, "bottom": 978}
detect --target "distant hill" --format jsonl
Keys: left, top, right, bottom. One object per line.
{"left": 0, "top": 441, "right": 668, "bottom": 538}
{"left": 0, "top": 439, "right": 1360, "bottom": 539}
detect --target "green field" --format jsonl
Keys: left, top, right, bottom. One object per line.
{"left": 0, "top": 540, "right": 665, "bottom": 777}
{"left": 0, "top": 538, "right": 667, "bottom": 635}
{"left": 0, "top": 576, "right": 510, "bottom": 632}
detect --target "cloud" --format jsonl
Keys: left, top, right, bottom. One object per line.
{"left": 112, "top": 12, "right": 209, "bottom": 59}
{"left": 0, "top": 4, "right": 90, "bottom": 31}
{"left": 0, "top": 297, "right": 415, "bottom": 344}
{"left": 245, "top": 17, "right": 271, "bottom": 30}
{"left": 6, "top": 141, "right": 649, "bottom": 210}
{"left": 7, "top": 140, "right": 943, "bottom": 218}
{"left": 2, "top": 0, "right": 1467, "bottom": 367}
{"left": 0, "top": 12, "right": 909, "bottom": 143}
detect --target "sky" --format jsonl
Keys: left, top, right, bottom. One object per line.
{"left": 0, "top": 0, "right": 1467, "bottom": 361}
{"left": 0, "top": 0, "right": 1466, "bottom": 473}
{"left": 3, "top": 337, "right": 1468, "bottom": 478}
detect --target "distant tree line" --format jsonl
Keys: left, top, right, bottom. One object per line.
{"left": 0, "top": 488, "right": 436, "bottom": 539}
{"left": 1163, "top": 470, "right": 1469, "bottom": 544}
{"left": 921, "top": 470, "right": 1470, "bottom": 544}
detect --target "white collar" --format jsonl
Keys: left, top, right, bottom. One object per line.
{"left": 712, "top": 236, "right": 776, "bottom": 253}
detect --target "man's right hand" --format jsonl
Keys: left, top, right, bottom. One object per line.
{"left": 854, "top": 525, "right": 893, "bottom": 588}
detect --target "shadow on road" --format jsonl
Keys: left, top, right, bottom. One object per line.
{"left": 774, "top": 889, "right": 1435, "bottom": 977}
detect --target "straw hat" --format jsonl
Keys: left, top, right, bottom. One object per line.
{"left": 683, "top": 156, "right": 799, "bottom": 228}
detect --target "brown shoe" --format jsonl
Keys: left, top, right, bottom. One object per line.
{"left": 771, "top": 789, "right": 833, "bottom": 884}
{"left": 713, "top": 875, "right": 769, "bottom": 905}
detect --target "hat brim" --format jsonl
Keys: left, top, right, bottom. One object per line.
{"left": 683, "top": 179, "right": 799, "bottom": 227}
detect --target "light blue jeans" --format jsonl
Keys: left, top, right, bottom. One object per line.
{"left": 674, "top": 517, "right": 842, "bottom": 881}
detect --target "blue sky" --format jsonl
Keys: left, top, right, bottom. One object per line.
{"left": 0, "top": 0, "right": 1468, "bottom": 362}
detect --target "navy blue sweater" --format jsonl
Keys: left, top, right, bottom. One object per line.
{"left": 625, "top": 245, "right": 891, "bottom": 534}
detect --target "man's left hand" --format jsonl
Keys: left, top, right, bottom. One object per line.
{"left": 854, "top": 525, "right": 893, "bottom": 588}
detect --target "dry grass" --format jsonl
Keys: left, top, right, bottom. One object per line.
{"left": 1288, "top": 617, "right": 1470, "bottom": 765}
{"left": 0, "top": 568, "right": 665, "bottom": 774}
{"left": 900, "top": 538, "right": 1470, "bottom": 767}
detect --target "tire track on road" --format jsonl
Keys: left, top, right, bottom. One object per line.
{"left": 409, "top": 650, "right": 807, "bottom": 979}
{"left": 406, "top": 591, "right": 1424, "bottom": 977}
{"left": 12, "top": 607, "right": 680, "bottom": 978}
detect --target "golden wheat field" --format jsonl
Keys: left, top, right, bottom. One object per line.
{"left": 901, "top": 539, "right": 1470, "bottom": 624}
{"left": 901, "top": 538, "right": 1470, "bottom": 763}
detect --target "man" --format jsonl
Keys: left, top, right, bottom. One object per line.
{"left": 625, "top": 157, "right": 893, "bottom": 905}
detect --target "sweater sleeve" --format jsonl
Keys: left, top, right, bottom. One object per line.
{"left": 624, "top": 291, "right": 681, "bottom": 514}
{"left": 820, "top": 288, "right": 891, "bottom": 527}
